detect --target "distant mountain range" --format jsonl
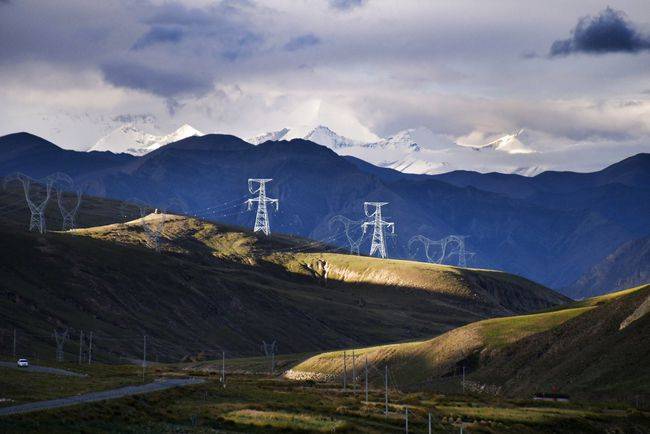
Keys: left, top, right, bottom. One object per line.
{"left": 248, "top": 125, "right": 539, "bottom": 175}
{"left": 0, "top": 131, "right": 648, "bottom": 297}
{"left": 89, "top": 123, "right": 539, "bottom": 175}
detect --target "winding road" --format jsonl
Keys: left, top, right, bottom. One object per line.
{"left": 0, "top": 378, "right": 205, "bottom": 416}
{"left": 0, "top": 361, "right": 87, "bottom": 377}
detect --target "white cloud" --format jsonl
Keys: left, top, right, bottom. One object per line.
{"left": 0, "top": 0, "right": 648, "bottom": 168}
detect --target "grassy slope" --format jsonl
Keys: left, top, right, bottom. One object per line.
{"left": 289, "top": 284, "right": 650, "bottom": 398}
{"left": 0, "top": 188, "right": 566, "bottom": 363}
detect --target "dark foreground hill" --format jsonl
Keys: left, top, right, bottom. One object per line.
{"left": 0, "top": 190, "right": 566, "bottom": 363}
{"left": 288, "top": 284, "right": 649, "bottom": 401}
{"left": 1, "top": 132, "right": 648, "bottom": 296}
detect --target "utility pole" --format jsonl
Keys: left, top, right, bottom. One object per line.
{"left": 405, "top": 407, "right": 409, "bottom": 433}
{"left": 78, "top": 330, "right": 84, "bottom": 364}
{"left": 261, "top": 341, "right": 277, "bottom": 376}
{"left": 385, "top": 365, "right": 389, "bottom": 417}
{"left": 364, "top": 355, "right": 369, "bottom": 402}
{"left": 352, "top": 350, "right": 356, "bottom": 394}
{"left": 87, "top": 331, "right": 93, "bottom": 364}
{"left": 362, "top": 202, "right": 395, "bottom": 258}
{"left": 221, "top": 350, "right": 226, "bottom": 387}
{"left": 428, "top": 412, "right": 432, "bottom": 434}
{"left": 343, "top": 351, "right": 347, "bottom": 391}
{"left": 246, "top": 179, "right": 278, "bottom": 235}
{"left": 13, "top": 329, "right": 16, "bottom": 358}
{"left": 53, "top": 328, "right": 68, "bottom": 362}
{"left": 142, "top": 334, "right": 147, "bottom": 381}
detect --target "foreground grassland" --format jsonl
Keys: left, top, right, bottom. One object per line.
{"left": 0, "top": 363, "right": 166, "bottom": 407}
{"left": 1, "top": 368, "right": 648, "bottom": 433}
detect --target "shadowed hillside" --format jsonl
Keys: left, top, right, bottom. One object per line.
{"left": 0, "top": 190, "right": 567, "bottom": 364}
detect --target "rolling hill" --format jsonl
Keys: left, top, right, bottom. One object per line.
{"left": 1, "top": 131, "right": 648, "bottom": 296}
{"left": 0, "top": 189, "right": 567, "bottom": 364}
{"left": 287, "top": 284, "right": 650, "bottom": 400}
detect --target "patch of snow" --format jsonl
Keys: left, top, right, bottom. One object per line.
{"left": 89, "top": 124, "right": 203, "bottom": 155}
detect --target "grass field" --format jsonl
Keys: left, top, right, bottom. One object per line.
{"left": 0, "top": 362, "right": 173, "bottom": 407}
{"left": 0, "top": 363, "right": 647, "bottom": 433}
{"left": 288, "top": 284, "right": 650, "bottom": 397}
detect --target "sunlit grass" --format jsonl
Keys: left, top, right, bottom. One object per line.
{"left": 223, "top": 409, "right": 349, "bottom": 431}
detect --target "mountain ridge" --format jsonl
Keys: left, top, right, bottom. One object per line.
{"left": 0, "top": 131, "right": 647, "bottom": 296}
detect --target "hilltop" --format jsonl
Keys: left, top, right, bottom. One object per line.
{"left": 288, "top": 284, "right": 650, "bottom": 400}
{"left": 1, "top": 131, "right": 648, "bottom": 294}
{"left": 0, "top": 188, "right": 567, "bottom": 363}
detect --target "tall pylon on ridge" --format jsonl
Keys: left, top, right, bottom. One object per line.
{"left": 246, "top": 179, "right": 278, "bottom": 236}
{"left": 3, "top": 172, "right": 54, "bottom": 234}
{"left": 362, "top": 202, "right": 394, "bottom": 258}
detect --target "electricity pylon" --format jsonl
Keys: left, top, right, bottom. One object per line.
{"left": 4, "top": 172, "right": 54, "bottom": 234}
{"left": 362, "top": 202, "right": 394, "bottom": 258}
{"left": 246, "top": 179, "right": 278, "bottom": 236}
{"left": 410, "top": 234, "right": 475, "bottom": 267}
{"left": 445, "top": 235, "right": 475, "bottom": 267}
{"left": 329, "top": 215, "right": 364, "bottom": 254}
{"left": 52, "top": 172, "right": 82, "bottom": 230}
{"left": 408, "top": 235, "right": 446, "bottom": 263}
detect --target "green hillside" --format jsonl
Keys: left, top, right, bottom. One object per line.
{"left": 0, "top": 189, "right": 567, "bottom": 363}
{"left": 288, "top": 284, "right": 650, "bottom": 399}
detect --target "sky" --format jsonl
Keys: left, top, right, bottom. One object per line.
{"left": 0, "top": 0, "right": 649, "bottom": 172}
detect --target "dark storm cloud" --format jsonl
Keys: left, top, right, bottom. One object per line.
{"left": 131, "top": 26, "right": 184, "bottom": 50}
{"left": 100, "top": 1, "right": 264, "bottom": 97}
{"left": 101, "top": 61, "right": 213, "bottom": 98}
{"left": 550, "top": 7, "right": 650, "bottom": 56}
{"left": 283, "top": 33, "right": 321, "bottom": 51}
{"left": 329, "top": 0, "right": 367, "bottom": 11}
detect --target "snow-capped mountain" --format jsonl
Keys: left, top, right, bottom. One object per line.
{"left": 90, "top": 124, "right": 203, "bottom": 155}
{"left": 469, "top": 130, "right": 535, "bottom": 154}
{"left": 363, "top": 129, "right": 421, "bottom": 152}
{"left": 248, "top": 128, "right": 290, "bottom": 145}
{"left": 248, "top": 124, "right": 541, "bottom": 176}
{"left": 248, "top": 125, "right": 361, "bottom": 149}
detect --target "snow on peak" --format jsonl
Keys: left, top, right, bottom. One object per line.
{"left": 248, "top": 125, "right": 360, "bottom": 149}
{"left": 90, "top": 124, "right": 204, "bottom": 156}
{"left": 247, "top": 124, "right": 542, "bottom": 176}
{"left": 471, "top": 130, "right": 535, "bottom": 155}
{"left": 303, "top": 125, "right": 360, "bottom": 149}
{"left": 248, "top": 128, "right": 290, "bottom": 144}
{"left": 381, "top": 157, "right": 451, "bottom": 175}
{"left": 366, "top": 129, "right": 421, "bottom": 152}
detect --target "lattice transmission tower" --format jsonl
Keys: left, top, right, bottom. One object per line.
{"left": 329, "top": 215, "right": 364, "bottom": 255}
{"left": 52, "top": 172, "right": 82, "bottom": 230}
{"left": 362, "top": 202, "right": 394, "bottom": 258}
{"left": 4, "top": 172, "right": 54, "bottom": 234}
{"left": 445, "top": 235, "right": 475, "bottom": 267}
{"left": 246, "top": 179, "right": 278, "bottom": 236}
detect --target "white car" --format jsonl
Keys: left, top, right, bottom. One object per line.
{"left": 16, "top": 358, "right": 29, "bottom": 367}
